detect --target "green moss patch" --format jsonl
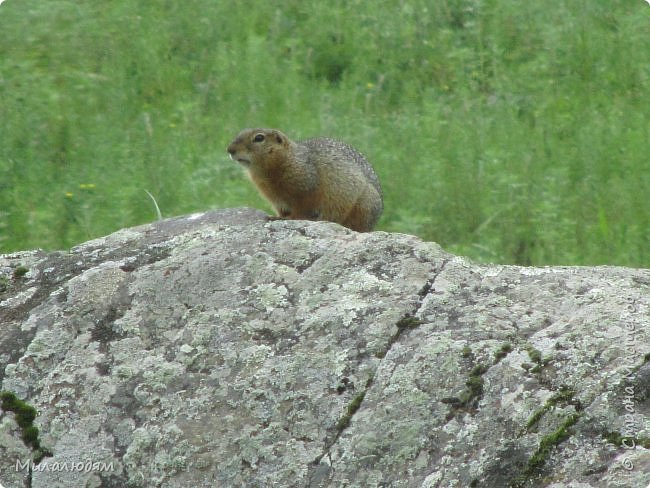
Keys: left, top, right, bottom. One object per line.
{"left": 395, "top": 315, "right": 422, "bottom": 330}
{"left": 1, "top": 391, "right": 52, "bottom": 463}
{"left": 13, "top": 265, "right": 29, "bottom": 278}
{"left": 524, "top": 386, "right": 579, "bottom": 433}
{"left": 494, "top": 343, "right": 513, "bottom": 364}
{"left": 513, "top": 386, "right": 584, "bottom": 487}
{"left": 336, "top": 391, "right": 366, "bottom": 432}
{"left": 603, "top": 431, "right": 650, "bottom": 449}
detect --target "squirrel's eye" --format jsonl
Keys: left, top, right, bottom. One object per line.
{"left": 253, "top": 134, "right": 265, "bottom": 143}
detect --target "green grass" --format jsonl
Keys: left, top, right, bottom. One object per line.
{"left": 1, "top": 0, "right": 648, "bottom": 266}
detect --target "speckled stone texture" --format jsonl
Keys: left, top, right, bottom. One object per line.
{"left": 1, "top": 208, "right": 648, "bottom": 488}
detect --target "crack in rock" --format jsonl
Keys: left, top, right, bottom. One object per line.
{"left": 308, "top": 259, "right": 450, "bottom": 483}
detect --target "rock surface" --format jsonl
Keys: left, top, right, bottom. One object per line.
{"left": 0, "top": 208, "right": 649, "bottom": 488}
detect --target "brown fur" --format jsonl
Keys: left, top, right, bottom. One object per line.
{"left": 227, "top": 128, "right": 383, "bottom": 232}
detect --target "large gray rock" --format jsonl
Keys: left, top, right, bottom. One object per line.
{"left": 0, "top": 208, "right": 648, "bottom": 488}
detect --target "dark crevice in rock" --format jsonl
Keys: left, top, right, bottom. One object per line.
{"left": 0, "top": 252, "right": 83, "bottom": 383}
{"left": 90, "top": 277, "right": 135, "bottom": 355}
{"left": 506, "top": 385, "right": 584, "bottom": 487}
{"left": 1, "top": 246, "right": 169, "bottom": 327}
{"left": 0, "top": 245, "right": 170, "bottom": 385}
{"left": 90, "top": 305, "right": 128, "bottom": 353}
{"left": 510, "top": 412, "right": 582, "bottom": 488}
{"left": 308, "top": 258, "right": 450, "bottom": 483}
{"left": 309, "top": 376, "right": 374, "bottom": 473}
{"left": 442, "top": 342, "right": 516, "bottom": 419}
{"left": 475, "top": 389, "right": 584, "bottom": 488}
{"left": 601, "top": 430, "right": 650, "bottom": 450}
{"left": 441, "top": 361, "right": 489, "bottom": 416}
{"left": 1, "top": 252, "right": 74, "bottom": 323}
{"left": 382, "top": 258, "right": 450, "bottom": 350}
{"left": 520, "top": 386, "right": 582, "bottom": 435}
{"left": 115, "top": 246, "right": 172, "bottom": 273}
{"left": 494, "top": 342, "right": 513, "bottom": 363}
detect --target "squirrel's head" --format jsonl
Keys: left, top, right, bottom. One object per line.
{"left": 227, "top": 128, "right": 290, "bottom": 168}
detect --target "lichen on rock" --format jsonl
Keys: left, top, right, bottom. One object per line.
{"left": 0, "top": 208, "right": 648, "bottom": 487}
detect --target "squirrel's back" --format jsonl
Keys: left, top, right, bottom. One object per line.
{"left": 227, "top": 128, "right": 383, "bottom": 232}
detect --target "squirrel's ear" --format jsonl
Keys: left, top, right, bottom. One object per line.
{"left": 275, "top": 132, "right": 283, "bottom": 144}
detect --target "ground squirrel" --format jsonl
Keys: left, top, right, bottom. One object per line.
{"left": 227, "top": 128, "right": 383, "bottom": 232}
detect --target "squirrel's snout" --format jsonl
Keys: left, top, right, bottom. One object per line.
{"left": 228, "top": 146, "right": 251, "bottom": 166}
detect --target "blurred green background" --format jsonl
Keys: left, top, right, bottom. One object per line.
{"left": 1, "top": 0, "right": 648, "bottom": 266}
